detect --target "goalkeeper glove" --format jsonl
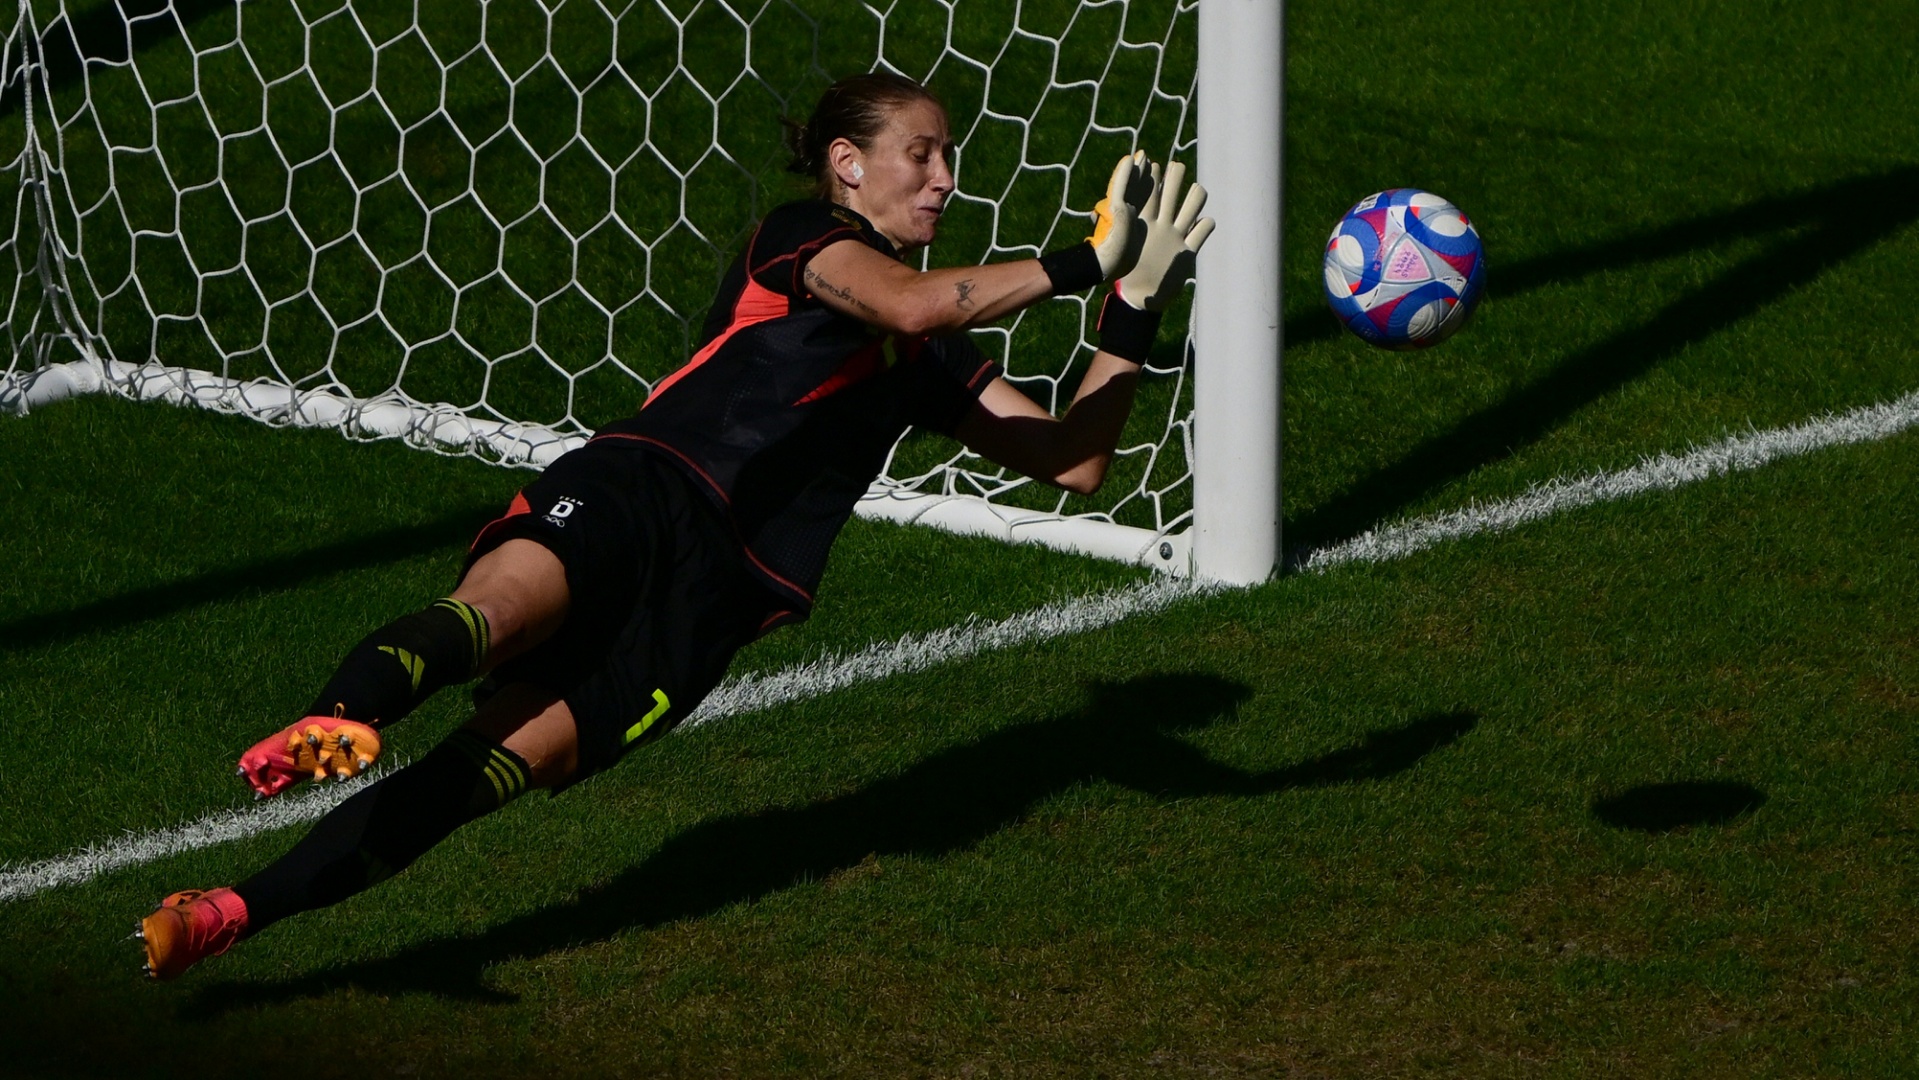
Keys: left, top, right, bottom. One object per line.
{"left": 1097, "top": 160, "right": 1214, "bottom": 363}
{"left": 1088, "top": 150, "right": 1154, "bottom": 278}
{"left": 1038, "top": 151, "right": 1154, "bottom": 294}
{"left": 1115, "top": 160, "right": 1214, "bottom": 312}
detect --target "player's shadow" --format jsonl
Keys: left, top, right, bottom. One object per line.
{"left": 0, "top": 506, "right": 498, "bottom": 653}
{"left": 190, "top": 674, "right": 1477, "bottom": 1008}
{"left": 1282, "top": 164, "right": 1919, "bottom": 559}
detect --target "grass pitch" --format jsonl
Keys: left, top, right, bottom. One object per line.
{"left": 3, "top": 0, "right": 1919, "bottom": 1076}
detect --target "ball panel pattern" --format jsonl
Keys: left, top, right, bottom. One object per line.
{"left": 1321, "top": 188, "right": 1484, "bottom": 350}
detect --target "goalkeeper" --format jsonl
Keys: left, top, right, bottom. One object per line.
{"left": 136, "top": 72, "right": 1214, "bottom": 979}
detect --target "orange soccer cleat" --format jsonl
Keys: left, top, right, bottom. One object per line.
{"left": 136, "top": 888, "right": 250, "bottom": 980}
{"left": 236, "top": 715, "right": 383, "bottom": 798}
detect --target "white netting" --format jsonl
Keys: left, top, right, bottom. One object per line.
{"left": 0, "top": 0, "right": 1200, "bottom": 568}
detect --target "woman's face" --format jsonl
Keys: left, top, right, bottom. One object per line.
{"left": 835, "top": 98, "right": 955, "bottom": 253}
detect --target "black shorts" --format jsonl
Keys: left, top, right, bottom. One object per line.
{"left": 464, "top": 438, "right": 789, "bottom": 784}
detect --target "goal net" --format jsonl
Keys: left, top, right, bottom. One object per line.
{"left": 0, "top": 0, "right": 1277, "bottom": 579}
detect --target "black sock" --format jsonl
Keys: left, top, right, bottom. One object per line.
{"left": 234, "top": 730, "right": 530, "bottom": 933}
{"left": 303, "top": 598, "right": 490, "bottom": 726}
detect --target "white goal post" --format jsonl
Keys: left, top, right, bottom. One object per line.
{"left": 0, "top": 0, "right": 1281, "bottom": 584}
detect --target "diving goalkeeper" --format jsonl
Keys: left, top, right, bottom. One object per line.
{"left": 136, "top": 71, "right": 1214, "bottom": 979}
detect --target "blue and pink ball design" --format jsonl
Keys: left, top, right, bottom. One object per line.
{"left": 1322, "top": 188, "right": 1485, "bottom": 350}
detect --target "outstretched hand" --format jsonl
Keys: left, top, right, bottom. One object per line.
{"left": 1088, "top": 150, "right": 1156, "bottom": 279}
{"left": 1116, "top": 160, "right": 1214, "bottom": 312}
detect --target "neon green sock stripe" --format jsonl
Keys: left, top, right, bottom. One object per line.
{"left": 483, "top": 751, "right": 529, "bottom": 801}
{"left": 434, "top": 598, "right": 490, "bottom": 672}
{"left": 446, "top": 731, "right": 527, "bottom": 808}
{"left": 445, "top": 730, "right": 493, "bottom": 769}
{"left": 623, "top": 688, "right": 672, "bottom": 746}
{"left": 377, "top": 645, "right": 426, "bottom": 692}
{"left": 491, "top": 751, "right": 529, "bottom": 794}
{"left": 478, "top": 762, "right": 509, "bottom": 806}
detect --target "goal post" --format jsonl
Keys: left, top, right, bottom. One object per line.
{"left": 1193, "top": 0, "right": 1284, "bottom": 585}
{"left": 0, "top": 0, "right": 1283, "bottom": 584}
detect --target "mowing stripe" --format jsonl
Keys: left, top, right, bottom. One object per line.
{"left": 1303, "top": 388, "right": 1919, "bottom": 570}
{"left": 6, "top": 389, "right": 1918, "bottom": 903}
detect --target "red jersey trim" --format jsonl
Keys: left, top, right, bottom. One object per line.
{"left": 468, "top": 490, "right": 533, "bottom": 553}
{"left": 964, "top": 358, "right": 997, "bottom": 391}
{"left": 757, "top": 608, "right": 804, "bottom": 637}
{"left": 739, "top": 546, "right": 813, "bottom": 602}
{"left": 645, "top": 277, "right": 790, "bottom": 407}
{"left": 793, "top": 339, "right": 888, "bottom": 405}
{"left": 752, "top": 226, "right": 868, "bottom": 295}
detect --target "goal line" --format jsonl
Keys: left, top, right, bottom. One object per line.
{"left": 0, "top": 354, "right": 1192, "bottom": 570}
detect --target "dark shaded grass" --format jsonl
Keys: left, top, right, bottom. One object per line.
{"left": 181, "top": 685, "right": 1468, "bottom": 1008}
{"left": 2, "top": 428, "right": 1918, "bottom": 1076}
{"left": 1593, "top": 781, "right": 1766, "bottom": 833}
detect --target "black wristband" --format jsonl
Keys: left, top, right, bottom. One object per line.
{"left": 1095, "top": 290, "right": 1162, "bottom": 365}
{"left": 1037, "top": 241, "right": 1104, "bottom": 295}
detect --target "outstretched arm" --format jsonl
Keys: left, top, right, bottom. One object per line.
{"left": 803, "top": 242, "right": 1054, "bottom": 337}
{"left": 802, "top": 152, "right": 1154, "bottom": 337}
{"left": 953, "top": 161, "right": 1215, "bottom": 495}
{"left": 954, "top": 357, "right": 1143, "bottom": 496}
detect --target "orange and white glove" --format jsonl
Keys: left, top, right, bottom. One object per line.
{"left": 1115, "top": 160, "right": 1215, "bottom": 311}
{"left": 1088, "top": 150, "right": 1156, "bottom": 279}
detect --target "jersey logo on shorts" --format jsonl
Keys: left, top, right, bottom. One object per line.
{"left": 545, "top": 497, "right": 582, "bottom": 527}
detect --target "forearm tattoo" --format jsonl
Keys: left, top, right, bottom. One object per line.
{"left": 954, "top": 277, "right": 977, "bottom": 310}
{"left": 804, "top": 266, "right": 879, "bottom": 317}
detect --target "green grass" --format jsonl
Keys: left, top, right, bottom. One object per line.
{"left": 4, "top": 399, "right": 1918, "bottom": 1077}
{"left": 3, "top": 0, "right": 1919, "bottom": 1075}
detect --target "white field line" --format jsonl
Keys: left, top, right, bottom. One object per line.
{"left": 0, "top": 770, "right": 389, "bottom": 904}
{"left": 1303, "top": 388, "right": 1919, "bottom": 570}
{"left": 7, "top": 389, "right": 1919, "bottom": 903}
{"left": 683, "top": 575, "right": 1213, "bottom": 728}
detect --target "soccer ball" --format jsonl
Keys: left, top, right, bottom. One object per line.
{"left": 1321, "top": 189, "right": 1485, "bottom": 350}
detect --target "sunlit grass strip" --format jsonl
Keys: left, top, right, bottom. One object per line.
{"left": 1304, "top": 387, "right": 1919, "bottom": 571}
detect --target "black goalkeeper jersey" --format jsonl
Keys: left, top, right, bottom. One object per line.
{"left": 596, "top": 199, "right": 1002, "bottom": 614}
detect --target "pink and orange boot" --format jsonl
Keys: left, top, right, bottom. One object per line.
{"left": 236, "top": 716, "right": 382, "bottom": 798}
{"left": 136, "top": 888, "right": 250, "bottom": 980}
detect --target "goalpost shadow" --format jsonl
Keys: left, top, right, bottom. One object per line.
{"left": 186, "top": 673, "right": 1477, "bottom": 1008}
{"left": 1282, "top": 164, "right": 1919, "bottom": 562}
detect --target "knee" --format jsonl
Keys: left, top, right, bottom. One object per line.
{"left": 455, "top": 540, "right": 571, "bottom": 659}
